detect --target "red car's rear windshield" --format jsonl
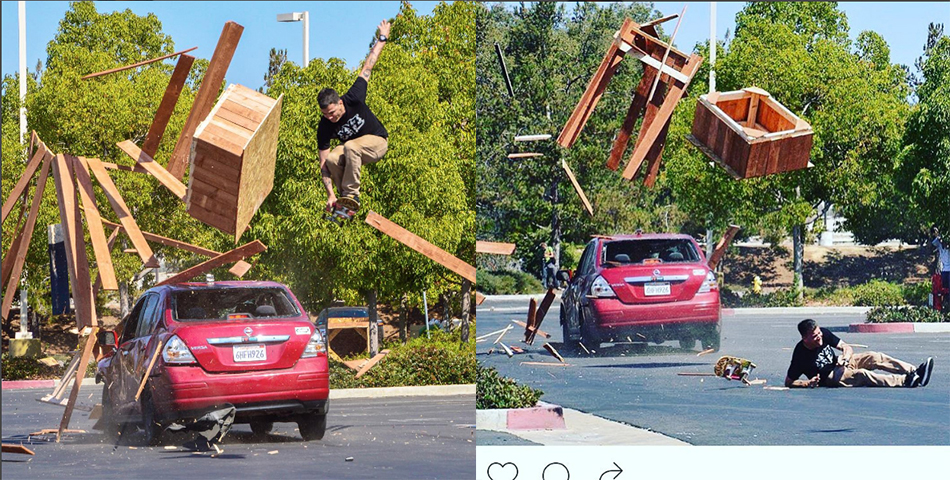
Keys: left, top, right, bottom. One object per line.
{"left": 604, "top": 238, "right": 700, "bottom": 264}
{"left": 171, "top": 287, "right": 301, "bottom": 321}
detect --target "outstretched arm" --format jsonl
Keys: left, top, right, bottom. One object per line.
{"left": 359, "top": 20, "right": 391, "bottom": 82}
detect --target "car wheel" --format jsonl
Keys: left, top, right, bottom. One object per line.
{"left": 250, "top": 420, "right": 275, "bottom": 437}
{"left": 678, "top": 335, "right": 696, "bottom": 351}
{"left": 141, "top": 393, "right": 164, "bottom": 446}
{"left": 298, "top": 413, "right": 327, "bottom": 441}
{"left": 701, "top": 325, "right": 721, "bottom": 352}
{"left": 577, "top": 310, "right": 601, "bottom": 351}
{"left": 560, "top": 305, "right": 580, "bottom": 349}
{"left": 100, "top": 384, "right": 122, "bottom": 442}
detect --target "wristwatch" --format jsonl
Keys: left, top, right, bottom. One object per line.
{"left": 378, "top": 34, "right": 388, "bottom": 42}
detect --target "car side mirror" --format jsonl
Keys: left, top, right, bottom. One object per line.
{"left": 97, "top": 330, "right": 117, "bottom": 349}
{"left": 556, "top": 270, "right": 571, "bottom": 282}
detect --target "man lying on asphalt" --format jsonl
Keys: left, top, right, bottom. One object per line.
{"left": 785, "top": 319, "right": 934, "bottom": 388}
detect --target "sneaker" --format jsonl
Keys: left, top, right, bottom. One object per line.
{"left": 918, "top": 357, "right": 934, "bottom": 387}
{"left": 903, "top": 371, "right": 920, "bottom": 388}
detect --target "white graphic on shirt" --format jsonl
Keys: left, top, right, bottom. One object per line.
{"left": 336, "top": 114, "right": 365, "bottom": 142}
{"left": 816, "top": 345, "right": 836, "bottom": 373}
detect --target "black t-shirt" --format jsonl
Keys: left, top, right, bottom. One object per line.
{"left": 317, "top": 77, "right": 388, "bottom": 150}
{"left": 786, "top": 327, "right": 842, "bottom": 381}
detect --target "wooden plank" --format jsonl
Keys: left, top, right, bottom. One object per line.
{"left": 642, "top": 115, "right": 672, "bottom": 188}
{"left": 364, "top": 211, "right": 476, "bottom": 283}
{"left": 507, "top": 152, "right": 543, "bottom": 159}
{"left": 142, "top": 53, "right": 195, "bottom": 159}
{"left": 229, "top": 84, "right": 278, "bottom": 110}
{"left": 82, "top": 47, "right": 197, "bottom": 79}
{"left": 646, "top": 6, "right": 686, "bottom": 103}
{"left": 57, "top": 327, "right": 98, "bottom": 442}
{"left": 629, "top": 76, "right": 669, "bottom": 182}
{"left": 92, "top": 226, "right": 121, "bottom": 297}
{"left": 513, "top": 134, "right": 551, "bottom": 142}
{"left": 511, "top": 320, "right": 551, "bottom": 339}
{"left": 1, "top": 444, "right": 35, "bottom": 455}
{"left": 641, "top": 13, "right": 679, "bottom": 28}
{"left": 543, "top": 343, "right": 566, "bottom": 363}
{"left": 532, "top": 289, "right": 557, "bottom": 336}
{"left": 707, "top": 224, "right": 741, "bottom": 270}
{"left": 156, "top": 240, "right": 266, "bottom": 286}
{"left": 50, "top": 154, "right": 97, "bottom": 328}
{"left": 201, "top": 121, "right": 251, "bottom": 149}
{"left": 606, "top": 67, "right": 657, "bottom": 171}
{"left": 495, "top": 43, "right": 514, "bottom": 97}
{"left": 134, "top": 339, "right": 164, "bottom": 402}
{"left": 73, "top": 156, "right": 117, "bottom": 290}
{"left": 100, "top": 161, "right": 140, "bottom": 173}
{"left": 213, "top": 104, "right": 264, "bottom": 131}
{"left": 218, "top": 98, "right": 267, "bottom": 124}
{"left": 523, "top": 298, "right": 537, "bottom": 343}
{"left": 187, "top": 202, "right": 237, "bottom": 234}
{"left": 1, "top": 152, "right": 52, "bottom": 323}
{"left": 475, "top": 291, "right": 486, "bottom": 306}
{"left": 167, "top": 22, "right": 244, "bottom": 179}
{"left": 520, "top": 361, "right": 572, "bottom": 367}
{"left": 192, "top": 143, "right": 243, "bottom": 180}
{"left": 85, "top": 157, "right": 159, "bottom": 268}
{"left": 354, "top": 349, "right": 390, "bottom": 379}
{"left": 117, "top": 141, "right": 187, "bottom": 200}
{"left": 209, "top": 116, "right": 256, "bottom": 140}
{"left": 475, "top": 241, "right": 516, "bottom": 255}
{"left": 1, "top": 142, "right": 48, "bottom": 224}
{"left": 189, "top": 177, "right": 239, "bottom": 205}
{"left": 561, "top": 159, "right": 594, "bottom": 216}
{"left": 622, "top": 53, "right": 703, "bottom": 179}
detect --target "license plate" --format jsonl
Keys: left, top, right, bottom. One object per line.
{"left": 644, "top": 282, "right": 671, "bottom": 296}
{"left": 233, "top": 344, "right": 266, "bottom": 362}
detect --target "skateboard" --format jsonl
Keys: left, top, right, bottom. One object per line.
{"left": 714, "top": 355, "right": 757, "bottom": 384}
{"left": 324, "top": 202, "right": 356, "bottom": 223}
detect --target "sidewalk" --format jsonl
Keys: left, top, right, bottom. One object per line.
{"left": 477, "top": 406, "right": 689, "bottom": 446}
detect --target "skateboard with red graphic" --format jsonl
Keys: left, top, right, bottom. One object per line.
{"left": 714, "top": 355, "right": 757, "bottom": 385}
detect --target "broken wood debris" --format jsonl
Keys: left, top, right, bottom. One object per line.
{"left": 511, "top": 320, "right": 550, "bottom": 339}
{"left": 365, "top": 211, "right": 476, "bottom": 283}
{"left": 475, "top": 291, "right": 486, "bottom": 305}
{"left": 543, "top": 343, "right": 565, "bottom": 363}
{"left": 494, "top": 43, "right": 514, "bottom": 97}
{"left": 707, "top": 224, "right": 741, "bottom": 270}
{"left": 134, "top": 339, "right": 165, "bottom": 402}
{"left": 492, "top": 325, "right": 514, "bottom": 345}
{"left": 677, "top": 372, "right": 717, "bottom": 377}
{"left": 513, "top": 134, "right": 551, "bottom": 142}
{"left": 354, "top": 349, "right": 390, "bottom": 378}
{"left": 697, "top": 348, "right": 716, "bottom": 357}
{"left": 1, "top": 444, "right": 35, "bottom": 455}
{"left": 82, "top": 46, "right": 198, "bottom": 79}
{"left": 520, "top": 361, "right": 571, "bottom": 367}
{"left": 498, "top": 342, "right": 514, "bottom": 358}
{"left": 525, "top": 289, "right": 556, "bottom": 344}
{"left": 561, "top": 159, "right": 594, "bottom": 216}
{"left": 475, "top": 241, "right": 517, "bottom": 255}
{"left": 507, "top": 152, "right": 544, "bottom": 159}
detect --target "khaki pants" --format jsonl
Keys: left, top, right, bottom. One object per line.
{"left": 324, "top": 135, "right": 388, "bottom": 198}
{"left": 825, "top": 352, "right": 916, "bottom": 387}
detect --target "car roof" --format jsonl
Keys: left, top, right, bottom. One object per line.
{"left": 596, "top": 233, "right": 697, "bottom": 242}
{"left": 156, "top": 280, "right": 289, "bottom": 292}
{"left": 321, "top": 306, "right": 368, "bottom": 316}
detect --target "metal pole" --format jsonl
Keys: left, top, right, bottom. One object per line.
{"left": 422, "top": 291, "right": 430, "bottom": 338}
{"left": 302, "top": 11, "right": 309, "bottom": 68}
{"left": 18, "top": 1, "right": 27, "bottom": 146}
{"left": 709, "top": 2, "right": 717, "bottom": 94}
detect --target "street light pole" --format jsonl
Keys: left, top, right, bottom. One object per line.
{"left": 19, "top": 1, "right": 27, "bottom": 146}
{"left": 277, "top": 11, "right": 309, "bottom": 68}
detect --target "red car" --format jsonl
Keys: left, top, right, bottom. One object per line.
{"left": 558, "top": 233, "right": 721, "bottom": 352}
{"left": 96, "top": 280, "right": 329, "bottom": 444}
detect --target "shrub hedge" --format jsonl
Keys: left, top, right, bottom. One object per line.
{"left": 476, "top": 364, "right": 543, "bottom": 409}
{"left": 866, "top": 306, "right": 950, "bottom": 323}
{"left": 476, "top": 269, "right": 544, "bottom": 295}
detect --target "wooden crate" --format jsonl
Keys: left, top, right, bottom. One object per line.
{"left": 187, "top": 84, "right": 283, "bottom": 241}
{"left": 688, "top": 87, "right": 813, "bottom": 179}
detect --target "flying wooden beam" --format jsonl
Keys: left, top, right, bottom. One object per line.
{"left": 141, "top": 53, "right": 195, "bottom": 159}
{"left": 73, "top": 157, "right": 118, "bottom": 290}
{"left": 507, "top": 153, "right": 544, "bottom": 159}
{"left": 495, "top": 43, "right": 514, "bottom": 97}
{"left": 514, "top": 134, "right": 551, "bottom": 142}
{"left": 156, "top": 240, "right": 266, "bottom": 286}
{"left": 707, "top": 224, "right": 741, "bottom": 270}
{"left": 476, "top": 241, "right": 516, "bottom": 255}
{"left": 51, "top": 154, "right": 97, "bottom": 328}
{"left": 116, "top": 140, "right": 187, "bottom": 200}
{"left": 561, "top": 159, "right": 594, "bottom": 216}
{"left": 1, "top": 139, "right": 48, "bottom": 223}
{"left": 365, "top": 211, "right": 476, "bottom": 283}
{"left": 82, "top": 46, "right": 197, "bottom": 79}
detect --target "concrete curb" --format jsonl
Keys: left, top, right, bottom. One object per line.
{"left": 0, "top": 377, "right": 475, "bottom": 397}
{"left": 725, "top": 307, "right": 874, "bottom": 315}
{"left": 849, "top": 322, "right": 950, "bottom": 333}
{"left": 477, "top": 401, "right": 566, "bottom": 431}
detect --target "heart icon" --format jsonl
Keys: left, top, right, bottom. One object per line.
{"left": 487, "top": 462, "right": 519, "bottom": 480}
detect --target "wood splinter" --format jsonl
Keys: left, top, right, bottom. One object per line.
{"left": 543, "top": 343, "right": 565, "bottom": 363}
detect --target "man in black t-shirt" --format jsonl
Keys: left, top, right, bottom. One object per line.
{"left": 317, "top": 20, "right": 391, "bottom": 210}
{"left": 785, "top": 319, "right": 933, "bottom": 388}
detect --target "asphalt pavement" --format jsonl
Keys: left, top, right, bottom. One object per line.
{"left": 476, "top": 295, "right": 950, "bottom": 446}
{"left": 1, "top": 388, "right": 474, "bottom": 479}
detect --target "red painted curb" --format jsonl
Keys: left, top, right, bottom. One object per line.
{"left": 849, "top": 323, "right": 915, "bottom": 333}
{"left": 2, "top": 379, "right": 55, "bottom": 390}
{"left": 506, "top": 402, "right": 566, "bottom": 431}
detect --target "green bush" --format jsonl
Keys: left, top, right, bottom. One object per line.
{"left": 902, "top": 281, "right": 932, "bottom": 306}
{"left": 330, "top": 328, "right": 475, "bottom": 389}
{"left": 1, "top": 354, "right": 64, "bottom": 380}
{"left": 476, "top": 364, "right": 543, "bottom": 409}
{"left": 476, "top": 269, "right": 544, "bottom": 295}
{"left": 851, "top": 280, "right": 906, "bottom": 306}
{"left": 721, "top": 286, "right": 804, "bottom": 308}
{"left": 866, "top": 306, "right": 950, "bottom": 323}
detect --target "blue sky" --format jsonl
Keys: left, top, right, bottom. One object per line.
{"left": 1, "top": 1, "right": 440, "bottom": 91}
{"left": 2, "top": 2, "right": 948, "bottom": 90}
